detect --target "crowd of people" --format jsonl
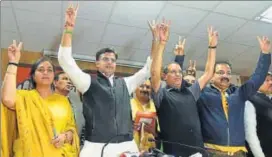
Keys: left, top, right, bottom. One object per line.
{"left": 1, "top": 3, "right": 271, "bottom": 157}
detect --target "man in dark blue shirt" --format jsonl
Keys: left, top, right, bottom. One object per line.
{"left": 197, "top": 36, "right": 271, "bottom": 157}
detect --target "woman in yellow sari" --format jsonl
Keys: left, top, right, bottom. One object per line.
{"left": 1, "top": 40, "right": 79, "bottom": 157}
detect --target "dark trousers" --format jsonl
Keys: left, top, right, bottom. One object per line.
{"left": 207, "top": 149, "right": 246, "bottom": 157}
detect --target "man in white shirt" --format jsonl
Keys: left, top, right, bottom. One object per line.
{"left": 245, "top": 72, "right": 272, "bottom": 157}
{"left": 58, "top": 4, "right": 152, "bottom": 157}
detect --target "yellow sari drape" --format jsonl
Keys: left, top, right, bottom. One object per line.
{"left": 1, "top": 90, "right": 79, "bottom": 157}
{"left": 131, "top": 98, "right": 159, "bottom": 152}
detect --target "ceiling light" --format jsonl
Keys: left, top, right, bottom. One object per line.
{"left": 255, "top": 6, "right": 272, "bottom": 24}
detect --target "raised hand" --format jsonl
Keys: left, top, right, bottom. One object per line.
{"left": 148, "top": 20, "right": 160, "bottom": 40}
{"left": 158, "top": 18, "right": 171, "bottom": 43}
{"left": 7, "top": 40, "right": 23, "bottom": 63}
{"left": 188, "top": 60, "right": 196, "bottom": 71}
{"left": 64, "top": 3, "right": 79, "bottom": 31}
{"left": 257, "top": 36, "right": 271, "bottom": 54}
{"left": 187, "top": 60, "right": 197, "bottom": 77}
{"left": 208, "top": 26, "right": 218, "bottom": 47}
{"left": 174, "top": 36, "right": 186, "bottom": 55}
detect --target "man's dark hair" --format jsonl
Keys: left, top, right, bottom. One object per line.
{"left": 214, "top": 61, "right": 232, "bottom": 72}
{"left": 54, "top": 71, "right": 66, "bottom": 81}
{"left": 95, "top": 48, "right": 118, "bottom": 61}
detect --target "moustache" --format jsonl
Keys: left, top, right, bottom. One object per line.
{"left": 140, "top": 91, "right": 150, "bottom": 96}
{"left": 220, "top": 77, "right": 229, "bottom": 82}
{"left": 66, "top": 84, "right": 75, "bottom": 91}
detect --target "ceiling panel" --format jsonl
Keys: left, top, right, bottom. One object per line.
{"left": 182, "top": 35, "right": 207, "bottom": 59}
{"left": 110, "top": 1, "right": 165, "bottom": 28}
{"left": 63, "top": 1, "right": 115, "bottom": 22}
{"left": 1, "top": 1, "right": 11, "bottom": 7}
{"left": 12, "top": 1, "right": 62, "bottom": 15}
{"left": 101, "top": 24, "right": 148, "bottom": 47}
{"left": 98, "top": 44, "right": 133, "bottom": 60}
{"left": 1, "top": 7, "right": 17, "bottom": 32}
{"left": 168, "top": 1, "right": 221, "bottom": 11}
{"left": 15, "top": 9, "right": 61, "bottom": 27}
{"left": 72, "top": 18, "right": 107, "bottom": 43}
{"left": 231, "top": 46, "right": 261, "bottom": 67}
{"left": 162, "top": 53, "right": 175, "bottom": 66}
{"left": 19, "top": 21, "right": 61, "bottom": 38}
{"left": 214, "top": 1, "right": 272, "bottom": 19}
{"left": 158, "top": 3, "right": 208, "bottom": 34}
{"left": 135, "top": 31, "right": 153, "bottom": 50}
{"left": 1, "top": 31, "right": 20, "bottom": 49}
{"left": 129, "top": 48, "right": 153, "bottom": 62}
{"left": 21, "top": 34, "right": 57, "bottom": 52}
{"left": 190, "top": 13, "right": 247, "bottom": 40}
{"left": 216, "top": 42, "right": 250, "bottom": 61}
{"left": 225, "top": 21, "right": 272, "bottom": 46}
{"left": 185, "top": 36, "right": 208, "bottom": 59}
{"left": 72, "top": 42, "right": 99, "bottom": 56}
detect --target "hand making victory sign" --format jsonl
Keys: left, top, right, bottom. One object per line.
{"left": 257, "top": 36, "right": 271, "bottom": 54}
{"left": 174, "top": 36, "right": 186, "bottom": 56}
{"left": 64, "top": 3, "right": 79, "bottom": 31}
{"left": 8, "top": 40, "right": 23, "bottom": 64}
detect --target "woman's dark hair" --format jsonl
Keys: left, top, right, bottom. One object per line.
{"left": 29, "top": 57, "right": 56, "bottom": 88}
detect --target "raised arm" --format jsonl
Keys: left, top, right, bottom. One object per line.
{"left": 239, "top": 36, "right": 271, "bottom": 100}
{"left": 123, "top": 20, "right": 161, "bottom": 94}
{"left": 124, "top": 57, "right": 152, "bottom": 95}
{"left": 148, "top": 20, "right": 160, "bottom": 59}
{"left": 58, "top": 3, "right": 90, "bottom": 94}
{"left": 1, "top": 40, "right": 23, "bottom": 109}
{"left": 197, "top": 26, "right": 218, "bottom": 90}
{"left": 151, "top": 19, "right": 171, "bottom": 93}
{"left": 124, "top": 19, "right": 166, "bottom": 94}
{"left": 174, "top": 36, "right": 186, "bottom": 69}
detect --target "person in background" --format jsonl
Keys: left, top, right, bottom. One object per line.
{"left": 197, "top": 36, "right": 271, "bottom": 157}
{"left": 151, "top": 16, "right": 218, "bottom": 156}
{"left": 245, "top": 72, "right": 272, "bottom": 157}
{"left": 58, "top": 4, "right": 154, "bottom": 157}
{"left": 173, "top": 37, "right": 196, "bottom": 86}
{"left": 1, "top": 40, "right": 79, "bottom": 157}
{"left": 131, "top": 79, "right": 160, "bottom": 152}
{"left": 184, "top": 60, "right": 197, "bottom": 85}
{"left": 54, "top": 72, "right": 85, "bottom": 137}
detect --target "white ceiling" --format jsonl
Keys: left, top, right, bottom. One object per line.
{"left": 1, "top": 1, "right": 272, "bottom": 75}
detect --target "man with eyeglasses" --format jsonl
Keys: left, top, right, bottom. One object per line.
{"left": 197, "top": 36, "right": 271, "bottom": 157}
{"left": 57, "top": 4, "right": 152, "bottom": 157}
{"left": 151, "top": 23, "right": 218, "bottom": 156}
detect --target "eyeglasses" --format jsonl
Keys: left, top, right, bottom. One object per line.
{"left": 100, "top": 57, "right": 116, "bottom": 63}
{"left": 168, "top": 70, "right": 183, "bottom": 76}
{"left": 36, "top": 68, "right": 53, "bottom": 74}
{"left": 215, "top": 71, "right": 231, "bottom": 76}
